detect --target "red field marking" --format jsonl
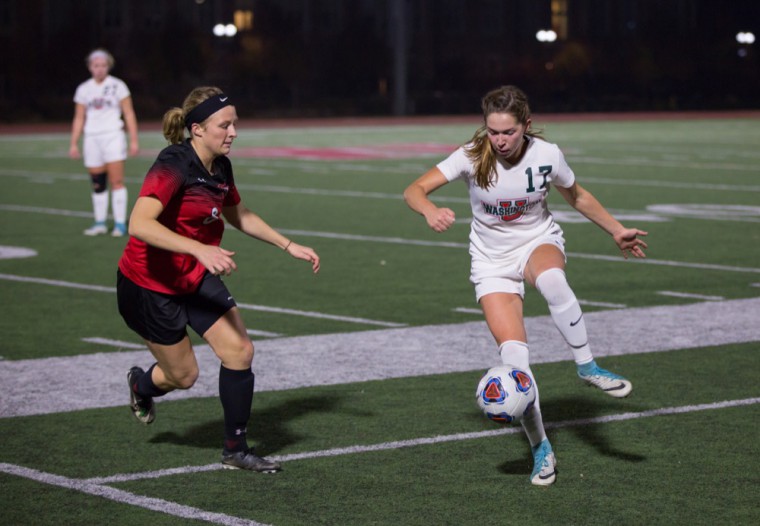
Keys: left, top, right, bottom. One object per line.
{"left": 230, "top": 143, "right": 459, "bottom": 160}
{"left": 2, "top": 110, "right": 758, "bottom": 135}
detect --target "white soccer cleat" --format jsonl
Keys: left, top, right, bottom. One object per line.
{"left": 83, "top": 223, "right": 108, "bottom": 236}
{"left": 111, "top": 223, "right": 127, "bottom": 237}
{"left": 578, "top": 363, "right": 633, "bottom": 398}
{"left": 530, "top": 439, "right": 557, "bottom": 486}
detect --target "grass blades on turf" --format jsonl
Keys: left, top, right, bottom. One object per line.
{"left": 1, "top": 116, "right": 759, "bottom": 525}
{"left": 1, "top": 344, "right": 758, "bottom": 525}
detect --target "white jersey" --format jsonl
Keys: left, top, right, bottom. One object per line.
{"left": 437, "top": 136, "right": 575, "bottom": 263}
{"left": 73, "top": 75, "right": 131, "bottom": 135}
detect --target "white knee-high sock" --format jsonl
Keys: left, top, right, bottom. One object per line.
{"left": 535, "top": 268, "right": 593, "bottom": 365}
{"left": 111, "top": 187, "right": 128, "bottom": 225}
{"left": 92, "top": 192, "right": 109, "bottom": 224}
{"left": 499, "top": 340, "right": 547, "bottom": 448}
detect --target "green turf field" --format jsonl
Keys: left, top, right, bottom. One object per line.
{"left": 1, "top": 116, "right": 759, "bottom": 525}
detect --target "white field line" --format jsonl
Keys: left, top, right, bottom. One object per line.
{"left": 235, "top": 302, "right": 405, "bottom": 328}
{"left": 657, "top": 291, "right": 725, "bottom": 301}
{"left": 0, "top": 273, "right": 403, "bottom": 328}
{"left": 5, "top": 297, "right": 759, "bottom": 418}
{"left": 81, "top": 396, "right": 760, "bottom": 486}
{"left": 3, "top": 203, "right": 759, "bottom": 273}
{"left": 246, "top": 329, "right": 283, "bottom": 338}
{"left": 0, "top": 463, "right": 269, "bottom": 526}
{"left": 578, "top": 299, "right": 627, "bottom": 308}
{"left": 455, "top": 299, "right": 628, "bottom": 315}
{"left": 81, "top": 337, "right": 145, "bottom": 350}
{"left": 3, "top": 161, "right": 760, "bottom": 197}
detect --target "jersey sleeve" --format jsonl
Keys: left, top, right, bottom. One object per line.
{"left": 115, "top": 78, "right": 131, "bottom": 101}
{"left": 73, "top": 82, "right": 87, "bottom": 105}
{"left": 139, "top": 150, "right": 185, "bottom": 206}
{"left": 553, "top": 147, "right": 576, "bottom": 188}
{"left": 218, "top": 157, "right": 241, "bottom": 207}
{"left": 436, "top": 146, "right": 472, "bottom": 182}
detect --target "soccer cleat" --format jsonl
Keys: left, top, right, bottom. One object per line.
{"left": 127, "top": 367, "right": 155, "bottom": 425}
{"left": 530, "top": 439, "right": 557, "bottom": 486}
{"left": 83, "top": 222, "right": 108, "bottom": 236}
{"left": 577, "top": 362, "right": 633, "bottom": 398}
{"left": 222, "top": 448, "right": 281, "bottom": 473}
{"left": 111, "top": 223, "right": 127, "bottom": 237}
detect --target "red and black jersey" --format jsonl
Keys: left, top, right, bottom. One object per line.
{"left": 119, "top": 140, "right": 241, "bottom": 294}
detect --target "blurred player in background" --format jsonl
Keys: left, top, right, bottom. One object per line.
{"left": 118, "top": 86, "right": 320, "bottom": 473}
{"left": 404, "top": 85, "right": 648, "bottom": 486}
{"left": 70, "top": 48, "right": 139, "bottom": 237}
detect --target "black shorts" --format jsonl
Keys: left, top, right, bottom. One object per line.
{"left": 117, "top": 270, "right": 237, "bottom": 345}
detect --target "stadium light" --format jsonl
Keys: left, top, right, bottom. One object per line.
{"left": 213, "top": 23, "right": 238, "bottom": 37}
{"left": 736, "top": 32, "right": 755, "bottom": 44}
{"left": 536, "top": 30, "right": 557, "bottom": 43}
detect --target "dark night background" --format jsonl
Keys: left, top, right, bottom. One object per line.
{"left": 0, "top": 0, "right": 757, "bottom": 123}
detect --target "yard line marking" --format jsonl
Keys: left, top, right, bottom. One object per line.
{"left": 275, "top": 228, "right": 468, "bottom": 248}
{"left": 565, "top": 253, "right": 760, "bottom": 274}
{"left": 246, "top": 329, "right": 283, "bottom": 338}
{"left": 578, "top": 299, "right": 627, "bottom": 308}
{"left": 3, "top": 203, "right": 760, "bottom": 274}
{"left": 0, "top": 273, "right": 403, "bottom": 328}
{"left": 0, "top": 463, "right": 269, "bottom": 526}
{"left": 0, "top": 203, "right": 93, "bottom": 217}
{"left": 454, "top": 300, "right": 627, "bottom": 314}
{"left": 82, "top": 337, "right": 145, "bottom": 349}
{"left": 453, "top": 307, "right": 481, "bottom": 315}
{"left": 657, "top": 291, "right": 725, "bottom": 301}
{"left": 3, "top": 297, "right": 760, "bottom": 418}
{"left": 83, "top": 397, "right": 760, "bottom": 484}
{"left": 0, "top": 273, "right": 117, "bottom": 292}
{"left": 236, "top": 302, "right": 406, "bottom": 328}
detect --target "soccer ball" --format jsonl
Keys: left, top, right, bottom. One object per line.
{"left": 476, "top": 364, "right": 536, "bottom": 424}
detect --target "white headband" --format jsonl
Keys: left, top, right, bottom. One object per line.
{"left": 88, "top": 50, "right": 111, "bottom": 64}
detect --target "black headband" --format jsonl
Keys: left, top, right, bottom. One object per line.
{"left": 184, "top": 94, "right": 232, "bottom": 130}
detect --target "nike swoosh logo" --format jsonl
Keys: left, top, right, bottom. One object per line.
{"left": 570, "top": 314, "right": 583, "bottom": 327}
{"left": 220, "top": 97, "right": 228, "bottom": 102}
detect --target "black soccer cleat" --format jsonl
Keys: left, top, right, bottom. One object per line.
{"left": 222, "top": 448, "right": 281, "bottom": 473}
{"left": 127, "top": 366, "right": 155, "bottom": 425}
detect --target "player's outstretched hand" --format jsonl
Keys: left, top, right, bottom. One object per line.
{"left": 286, "top": 243, "right": 321, "bottom": 274}
{"left": 613, "top": 227, "right": 648, "bottom": 259}
{"left": 196, "top": 245, "right": 237, "bottom": 276}
{"left": 425, "top": 207, "right": 456, "bottom": 233}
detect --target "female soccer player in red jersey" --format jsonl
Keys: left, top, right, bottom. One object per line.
{"left": 117, "top": 86, "right": 320, "bottom": 473}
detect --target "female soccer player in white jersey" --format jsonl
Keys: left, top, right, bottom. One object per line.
{"left": 404, "top": 85, "right": 648, "bottom": 486}
{"left": 69, "top": 48, "right": 139, "bottom": 237}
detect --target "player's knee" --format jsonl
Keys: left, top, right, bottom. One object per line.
{"left": 168, "top": 367, "right": 199, "bottom": 390}
{"left": 535, "top": 268, "right": 575, "bottom": 306}
{"left": 237, "top": 338, "right": 254, "bottom": 365}
{"left": 90, "top": 172, "right": 108, "bottom": 193}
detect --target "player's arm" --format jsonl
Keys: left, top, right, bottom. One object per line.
{"left": 69, "top": 103, "right": 86, "bottom": 159}
{"left": 404, "top": 167, "right": 456, "bottom": 233}
{"left": 130, "top": 196, "right": 238, "bottom": 276}
{"left": 120, "top": 96, "right": 139, "bottom": 156}
{"left": 555, "top": 182, "right": 648, "bottom": 259}
{"left": 223, "top": 203, "right": 320, "bottom": 273}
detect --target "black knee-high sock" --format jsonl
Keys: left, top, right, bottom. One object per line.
{"left": 219, "top": 365, "right": 254, "bottom": 453}
{"left": 135, "top": 363, "right": 168, "bottom": 398}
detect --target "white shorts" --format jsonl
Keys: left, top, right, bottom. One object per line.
{"left": 470, "top": 232, "right": 566, "bottom": 301}
{"left": 83, "top": 130, "right": 127, "bottom": 168}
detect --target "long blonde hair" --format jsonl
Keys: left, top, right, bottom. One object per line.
{"left": 162, "top": 86, "right": 224, "bottom": 144}
{"left": 465, "top": 85, "right": 544, "bottom": 189}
